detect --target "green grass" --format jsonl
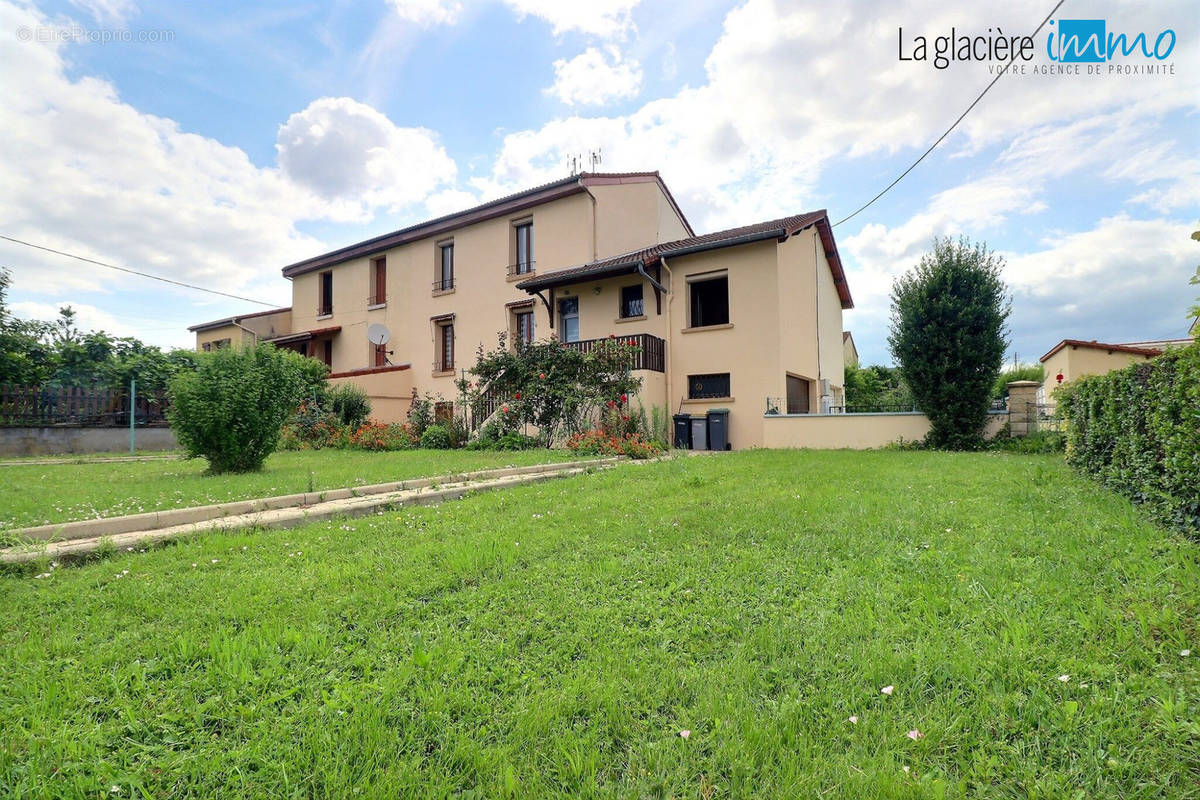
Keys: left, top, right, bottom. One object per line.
{"left": 2, "top": 450, "right": 1198, "bottom": 798}
{"left": 0, "top": 449, "right": 590, "bottom": 531}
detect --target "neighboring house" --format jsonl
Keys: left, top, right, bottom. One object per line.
{"left": 842, "top": 331, "right": 859, "bottom": 368}
{"left": 1037, "top": 338, "right": 1184, "bottom": 408}
{"left": 188, "top": 171, "right": 853, "bottom": 449}
{"left": 188, "top": 307, "right": 293, "bottom": 353}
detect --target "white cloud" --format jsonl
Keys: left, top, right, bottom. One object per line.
{"left": 10, "top": 300, "right": 136, "bottom": 338}
{"left": 0, "top": 0, "right": 461, "bottom": 348}
{"left": 386, "top": 0, "right": 463, "bottom": 27}
{"left": 67, "top": 0, "right": 135, "bottom": 26}
{"left": 545, "top": 46, "right": 642, "bottom": 106}
{"left": 476, "top": 0, "right": 1199, "bottom": 232}
{"left": 501, "top": 0, "right": 640, "bottom": 37}
{"left": 276, "top": 97, "right": 456, "bottom": 217}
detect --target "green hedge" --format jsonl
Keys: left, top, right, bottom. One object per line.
{"left": 1059, "top": 343, "right": 1200, "bottom": 535}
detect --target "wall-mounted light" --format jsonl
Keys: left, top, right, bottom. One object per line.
{"left": 593, "top": 286, "right": 602, "bottom": 295}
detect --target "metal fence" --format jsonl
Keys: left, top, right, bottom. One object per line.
{"left": 0, "top": 384, "right": 169, "bottom": 427}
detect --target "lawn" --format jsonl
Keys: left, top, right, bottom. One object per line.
{"left": 0, "top": 449, "right": 591, "bottom": 531}
{"left": 1, "top": 450, "right": 1197, "bottom": 798}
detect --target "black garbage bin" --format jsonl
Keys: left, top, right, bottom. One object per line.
{"left": 673, "top": 413, "right": 692, "bottom": 449}
{"left": 707, "top": 408, "right": 730, "bottom": 451}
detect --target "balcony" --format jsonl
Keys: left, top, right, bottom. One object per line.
{"left": 562, "top": 333, "right": 665, "bottom": 373}
{"left": 506, "top": 260, "right": 536, "bottom": 279}
{"left": 432, "top": 277, "right": 455, "bottom": 293}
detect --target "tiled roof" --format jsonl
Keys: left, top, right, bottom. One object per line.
{"left": 1040, "top": 339, "right": 1164, "bottom": 362}
{"left": 516, "top": 210, "right": 854, "bottom": 309}
{"left": 280, "top": 172, "right": 692, "bottom": 278}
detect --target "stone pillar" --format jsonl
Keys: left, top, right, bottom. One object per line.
{"left": 1006, "top": 380, "right": 1040, "bottom": 437}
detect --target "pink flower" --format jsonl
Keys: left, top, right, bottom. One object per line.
{"left": 906, "top": 729, "right": 924, "bottom": 740}
{"left": 679, "top": 730, "right": 690, "bottom": 739}
{"left": 880, "top": 685, "right": 894, "bottom": 695}
{"left": 847, "top": 715, "right": 858, "bottom": 724}
{"left": 539, "top": 372, "right": 546, "bottom": 379}
{"left": 502, "top": 405, "right": 509, "bottom": 413}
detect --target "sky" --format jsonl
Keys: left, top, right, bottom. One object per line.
{"left": 0, "top": 0, "right": 1197, "bottom": 366}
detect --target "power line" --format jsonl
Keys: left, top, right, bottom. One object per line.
{"left": 833, "top": 0, "right": 1066, "bottom": 228}
{"left": 0, "top": 235, "right": 278, "bottom": 307}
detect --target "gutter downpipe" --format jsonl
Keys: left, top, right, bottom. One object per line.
{"left": 658, "top": 256, "right": 675, "bottom": 417}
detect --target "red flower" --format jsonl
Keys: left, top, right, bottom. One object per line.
{"left": 620, "top": 393, "right": 628, "bottom": 403}
{"left": 606, "top": 400, "right": 616, "bottom": 408}
{"left": 539, "top": 372, "right": 546, "bottom": 380}
{"left": 515, "top": 392, "right": 522, "bottom": 400}
{"left": 621, "top": 415, "right": 629, "bottom": 421}
{"left": 608, "top": 333, "right": 616, "bottom": 339}
{"left": 502, "top": 405, "right": 509, "bottom": 413}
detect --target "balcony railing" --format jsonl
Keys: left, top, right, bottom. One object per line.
{"left": 506, "top": 260, "right": 536, "bottom": 278}
{"left": 317, "top": 304, "right": 333, "bottom": 317}
{"left": 367, "top": 294, "right": 386, "bottom": 306}
{"left": 561, "top": 333, "right": 665, "bottom": 373}
{"left": 432, "top": 277, "right": 455, "bottom": 292}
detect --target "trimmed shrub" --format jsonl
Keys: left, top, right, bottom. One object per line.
{"left": 1060, "top": 343, "right": 1200, "bottom": 535}
{"left": 420, "top": 424, "right": 452, "bottom": 450}
{"left": 327, "top": 383, "right": 372, "bottom": 428}
{"left": 167, "top": 344, "right": 310, "bottom": 473}
{"left": 889, "top": 236, "right": 1010, "bottom": 449}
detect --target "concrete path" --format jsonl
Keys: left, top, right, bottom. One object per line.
{"left": 1, "top": 457, "right": 621, "bottom": 564}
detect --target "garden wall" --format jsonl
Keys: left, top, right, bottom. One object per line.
{"left": 327, "top": 364, "right": 414, "bottom": 424}
{"left": 1060, "top": 343, "right": 1199, "bottom": 534}
{"left": 761, "top": 411, "right": 1007, "bottom": 449}
{"left": 0, "top": 426, "right": 178, "bottom": 456}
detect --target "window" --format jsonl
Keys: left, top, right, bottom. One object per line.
{"left": 437, "top": 322, "right": 454, "bottom": 371}
{"left": 620, "top": 284, "right": 644, "bottom": 318}
{"left": 689, "top": 275, "right": 729, "bottom": 328}
{"left": 514, "top": 309, "right": 535, "bottom": 346}
{"left": 205, "top": 338, "right": 231, "bottom": 351}
{"left": 201, "top": 342, "right": 211, "bottom": 352}
{"left": 558, "top": 297, "right": 579, "bottom": 343}
{"left": 514, "top": 222, "right": 533, "bottom": 274}
{"left": 436, "top": 242, "right": 454, "bottom": 292}
{"left": 321, "top": 340, "right": 333, "bottom": 368}
{"left": 687, "top": 373, "right": 730, "bottom": 400}
{"left": 370, "top": 257, "right": 387, "bottom": 306}
{"left": 318, "top": 271, "right": 333, "bottom": 316}
{"left": 373, "top": 341, "right": 388, "bottom": 367}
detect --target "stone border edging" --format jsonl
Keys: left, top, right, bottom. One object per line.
{"left": 6, "top": 457, "right": 621, "bottom": 544}
{"left": 1, "top": 460, "right": 622, "bottom": 564}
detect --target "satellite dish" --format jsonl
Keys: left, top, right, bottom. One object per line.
{"left": 367, "top": 323, "right": 390, "bottom": 346}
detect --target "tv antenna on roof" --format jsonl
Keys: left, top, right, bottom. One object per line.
{"left": 367, "top": 323, "right": 393, "bottom": 365}
{"left": 567, "top": 148, "right": 602, "bottom": 175}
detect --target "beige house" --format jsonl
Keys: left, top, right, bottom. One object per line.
{"left": 842, "top": 331, "right": 859, "bottom": 368}
{"left": 189, "top": 171, "right": 853, "bottom": 449}
{"left": 1038, "top": 338, "right": 1184, "bottom": 408}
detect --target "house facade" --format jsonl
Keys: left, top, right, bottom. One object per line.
{"left": 188, "top": 171, "right": 853, "bottom": 449}
{"left": 1037, "top": 337, "right": 1195, "bottom": 409}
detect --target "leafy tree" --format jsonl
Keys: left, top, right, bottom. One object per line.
{"left": 843, "top": 363, "right": 915, "bottom": 410}
{"left": 462, "top": 333, "right": 643, "bottom": 447}
{"left": 0, "top": 268, "right": 55, "bottom": 386}
{"left": 888, "top": 236, "right": 1011, "bottom": 450}
{"left": 167, "top": 343, "right": 311, "bottom": 473}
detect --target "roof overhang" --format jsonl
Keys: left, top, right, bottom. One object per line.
{"left": 516, "top": 260, "right": 646, "bottom": 292}
{"left": 279, "top": 172, "right": 686, "bottom": 279}
{"left": 1039, "top": 339, "right": 1163, "bottom": 362}
{"left": 264, "top": 326, "right": 341, "bottom": 345}
{"left": 188, "top": 306, "right": 291, "bottom": 333}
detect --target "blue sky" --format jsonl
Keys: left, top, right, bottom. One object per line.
{"left": 1, "top": 0, "right": 1196, "bottom": 364}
